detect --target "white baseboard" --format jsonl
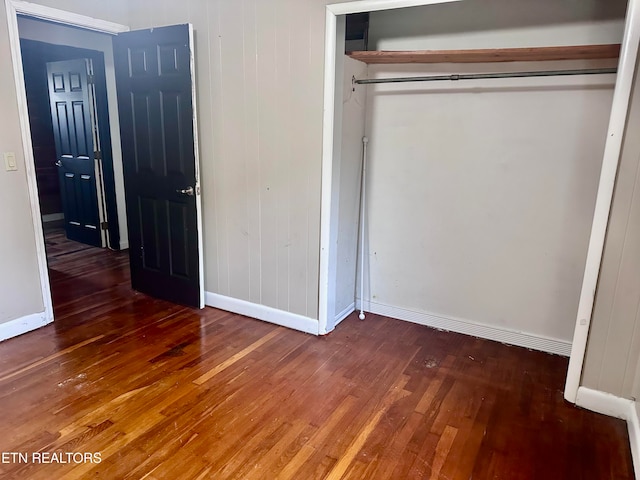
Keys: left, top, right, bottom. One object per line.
{"left": 42, "top": 213, "right": 63, "bottom": 223}
{"left": 335, "top": 302, "right": 355, "bottom": 327}
{"left": 0, "top": 312, "right": 52, "bottom": 342}
{"left": 357, "top": 299, "right": 572, "bottom": 356}
{"left": 205, "top": 292, "right": 318, "bottom": 335}
{"left": 575, "top": 386, "right": 633, "bottom": 419}
{"left": 119, "top": 240, "right": 129, "bottom": 250}
{"left": 576, "top": 386, "right": 639, "bottom": 479}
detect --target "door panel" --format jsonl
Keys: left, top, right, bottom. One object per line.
{"left": 47, "top": 59, "right": 103, "bottom": 247}
{"left": 113, "top": 24, "right": 202, "bottom": 308}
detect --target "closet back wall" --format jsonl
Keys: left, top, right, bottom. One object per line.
{"left": 362, "top": 64, "right": 614, "bottom": 349}
{"left": 360, "top": 1, "right": 625, "bottom": 352}
{"left": 368, "top": 0, "right": 627, "bottom": 51}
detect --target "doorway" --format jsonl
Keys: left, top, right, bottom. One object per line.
{"left": 16, "top": 16, "right": 129, "bottom": 319}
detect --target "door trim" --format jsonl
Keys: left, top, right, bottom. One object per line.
{"left": 189, "top": 23, "right": 205, "bottom": 309}
{"left": 318, "top": 0, "right": 462, "bottom": 336}
{"left": 8, "top": 1, "right": 129, "bottom": 33}
{"left": 5, "top": 1, "right": 129, "bottom": 326}
{"left": 564, "top": 0, "right": 640, "bottom": 402}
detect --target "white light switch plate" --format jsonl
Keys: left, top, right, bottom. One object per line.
{"left": 4, "top": 152, "right": 17, "bottom": 171}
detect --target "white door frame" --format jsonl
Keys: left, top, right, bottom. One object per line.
{"left": 318, "top": 0, "right": 640, "bottom": 403}
{"left": 318, "top": 0, "right": 463, "bottom": 336}
{"left": 4, "top": 1, "right": 129, "bottom": 327}
{"left": 564, "top": 0, "right": 640, "bottom": 402}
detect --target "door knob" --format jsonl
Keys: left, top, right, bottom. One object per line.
{"left": 176, "top": 186, "right": 194, "bottom": 196}
{"left": 55, "top": 160, "right": 62, "bottom": 167}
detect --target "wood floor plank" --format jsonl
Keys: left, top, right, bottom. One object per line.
{"left": 325, "top": 375, "right": 412, "bottom": 480}
{"left": 276, "top": 444, "right": 317, "bottom": 480}
{"left": 0, "top": 229, "right": 634, "bottom": 479}
{"left": 429, "top": 425, "right": 458, "bottom": 479}
{"left": 0, "top": 334, "right": 105, "bottom": 382}
{"left": 192, "top": 328, "right": 283, "bottom": 385}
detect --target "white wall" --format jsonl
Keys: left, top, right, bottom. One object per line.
{"left": 0, "top": 70, "right": 44, "bottom": 327}
{"left": 17, "top": 16, "right": 129, "bottom": 250}
{"left": 0, "top": 5, "right": 42, "bottom": 327}
{"left": 362, "top": 61, "right": 616, "bottom": 349}
{"left": 369, "top": 0, "right": 627, "bottom": 51}
{"left": 333, "top": 56, "right": 368, "bottom": 324}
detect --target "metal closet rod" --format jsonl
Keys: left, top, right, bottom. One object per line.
{"left": 354, "top": 67, "right": 617, "bottom": 85}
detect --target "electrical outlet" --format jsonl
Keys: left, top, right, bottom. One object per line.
{"left": 4, "top": 152, "right": 17, "bottom": 171}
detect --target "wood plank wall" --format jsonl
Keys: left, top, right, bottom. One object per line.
{"left": 122, "top": 0, "right": 329, "bottom": 319}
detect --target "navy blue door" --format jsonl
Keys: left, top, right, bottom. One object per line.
{"left": 113, "top": 25, "right": 202, "bottom": 308}
{"left": 47, "top": 59, "right": 103, "bottom": 247}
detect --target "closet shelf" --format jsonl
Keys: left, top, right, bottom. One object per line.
{"left": 347, "top": 44, "right": 621, "bottom": 64}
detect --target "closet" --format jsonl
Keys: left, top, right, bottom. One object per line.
{"left": 330, "top": 0, "right": 627, "bottom": 356}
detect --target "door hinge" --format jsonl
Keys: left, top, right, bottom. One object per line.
{"left": 94, "top": 150, "right": 102, "bottom": 161}
{"left": 87, "top": 74, "right": 95, "bottom": 84}
{"left": 100, "top": 221, "right": 108, "bottom": 230}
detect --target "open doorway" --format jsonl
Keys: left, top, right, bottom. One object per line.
{"left": 17, "top": 16, "right": 130, "bottom": 317}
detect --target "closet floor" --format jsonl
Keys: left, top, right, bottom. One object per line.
{"left": 0, "top": 232, "right": 633, "bottom": 479}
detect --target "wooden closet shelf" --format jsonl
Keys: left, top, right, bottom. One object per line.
{"left": 347, "top": 44, "right": 621, "bottom": 64}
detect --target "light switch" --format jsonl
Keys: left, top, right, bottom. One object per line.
{"left": 4, "top": 152, "right": 17, "bottom": 172}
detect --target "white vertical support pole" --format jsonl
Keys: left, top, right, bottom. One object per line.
{"left": 359, "top": 136, "right": 369, "bottom": 320}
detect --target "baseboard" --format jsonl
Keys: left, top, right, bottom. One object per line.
{"left": 205, "top": 292, "right": 318, "bottom": 335}
{"left": 0, "top": 312, "right": 52, "bottom": 343}
{"left": 119, "top": 240, "right": 129, "bottom": 250}
{"left": 575, "top": 386, "right": 633, "bottom": 419}
{"left": 41, "top": 212, "right": 63, "bottom": 223}
{"left": 576, "top": 387, "right": 639, "bottom": 479}
{"left": 357, "top": 299, "right": 572, "bottom": 356}
{"left": 335, "top": 302, "right": 355, "bottom": 327}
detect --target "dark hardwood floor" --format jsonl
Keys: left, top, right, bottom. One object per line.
{"left": 0, "top": 230, "right": 633, "bottom": 479}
